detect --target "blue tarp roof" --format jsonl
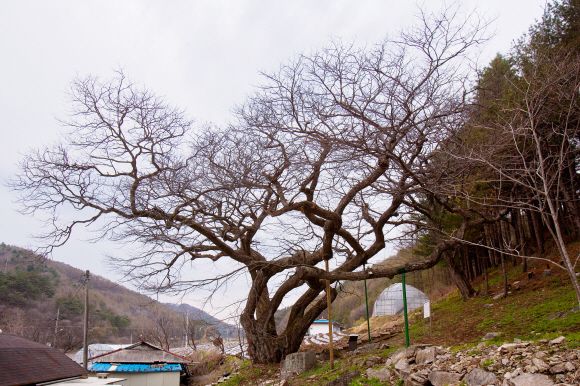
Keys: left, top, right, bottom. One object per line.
{"left": 312, "top": 319, "right": 343, "bottom": 326}
{"left": 90, "top": 363, "right": 181, "bottom": 373}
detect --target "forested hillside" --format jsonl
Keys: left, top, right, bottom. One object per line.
{"left": 294, "top": 0, "right": 580, "bottom": 333}
{"left": 397, "top": 0, "right": 580, "bottom": 304}
{"left": 0, "top": 243, "right": 236, "bottom": 352}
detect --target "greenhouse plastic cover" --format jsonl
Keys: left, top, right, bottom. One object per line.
{"left": 372, "top": 283, "right": 429, "bottom": 317}
{"left": 73, "top": 344, "right": 130, "bottom": 364}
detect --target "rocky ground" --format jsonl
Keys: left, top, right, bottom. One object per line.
{"left": 218, "top": 335, "right": 580, "bottom": 386}
{"left": 206, "top": 261, "right": 580, "bottom": 386}
{"left": 362, "top": 335, "right": 579, "bottom": 385}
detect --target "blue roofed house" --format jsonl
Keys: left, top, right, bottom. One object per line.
{"left": 88, "top": 341, "right": 191, "bottom": 386}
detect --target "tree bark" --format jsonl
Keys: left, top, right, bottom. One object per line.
{"left": 529, "top": 208, "right": 545, "bottom": 255}
{"left": 484, "top": 257, "right": 489, "bottom": 294}
{"left": 442, "top": 251, "right": 475, "bottom": 299}
{"left": 515, "top": 209, "right": 528, "bottom": 272}
{"left": 500, "top": 249, "right": 508, "bottom": 298}
{"left": 241, "top": 278, "right": 337, "bottom": 364}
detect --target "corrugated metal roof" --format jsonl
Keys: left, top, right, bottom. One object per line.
{"left": 311, "top": 319, "right": 343, "bottom": 326}
{"left": 90, "top": 341, "right": 190, "bottom": 364}
{"left": 90, "top": 363, "right": 182, "bottom": 373}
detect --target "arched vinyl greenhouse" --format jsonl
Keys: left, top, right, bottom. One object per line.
{"left": 372, "top": 283, "right": 430, "bottom": 317}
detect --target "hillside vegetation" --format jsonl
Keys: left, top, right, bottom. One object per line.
{"left": 0, "top": 243, "right": 236, "bottom": 352}
{"left": 351, "top": 242, "right": 580, "bottom": 349}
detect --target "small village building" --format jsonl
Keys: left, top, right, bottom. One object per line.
{"left": 73, "top": 344, "right": 131, "bottom": 366}
{"left": 372, "top": 283, "right": 429, "bottom": 317}
{"left": 88, "top": 341, "right": 191, "bottom": 386}
{"left": 0, "top": 333, "right": 89, "bottom": 386}
{"left": 49, "top": 376, "right": 125, "bottom": 385}
{"left": 307, "top": 319, "right": 344, "bottom": 335}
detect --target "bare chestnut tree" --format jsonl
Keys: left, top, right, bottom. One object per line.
{"left": 11, "top": 8, "right": 490, "bottom": 363}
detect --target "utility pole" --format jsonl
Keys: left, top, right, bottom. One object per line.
{"left": 185, "top": 312, "right": 189, "bottom": 347}
{"left": 54, "top": 308, "right": 60, "bottom": 347}
{"left": 83, "top": 270, "right": 90, "bottom": 370}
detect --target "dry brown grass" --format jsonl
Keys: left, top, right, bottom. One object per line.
{"left": 187, "top": 349, "right": 225, "bottom": 376}
{"left": 348, "top": 314, "right": 403, "bottom": 334}
{"left": 187, "top": 351, "right": 245, "bottom": 386}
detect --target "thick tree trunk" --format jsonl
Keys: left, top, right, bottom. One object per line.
{"left": 242, "top": 279, "right": 337, "bottom": 364}
{"left": 484, "top": 224, "right": 497, "bottom": 267}
{"left": 500, "top": 220, "right": 517, "bottom": 266}
{"left": 442, "top": 251, "right": 475, "bottom": 299}
{"left": 484, "top": 258, "right": 489, "bottom": 294}
{"left": 529, "top": 208, "right": 545, "bottom": 255}
{"left": 515, "top": 209, "right": 528, "bottom": 272}
{"left": 462, "top": 247, "right": 472, "bottom": 281}
{"left": 500, "top": 250, "right": 508, "bottom": 298}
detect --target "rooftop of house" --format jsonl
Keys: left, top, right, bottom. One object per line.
{"left": 89, "top": 341, "right": 191, "bottom": 364}
{"left": 311, "top": 319, "right": 344, "bottom": 326}
{"left": 90, "top": 363, "right": 182, "bottom": 373}
{"left": 0, "top": 333, "right": 88, "bottom": 386}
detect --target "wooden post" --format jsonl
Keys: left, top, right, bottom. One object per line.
{"left": 83, "top": 270, "right": 90, "bottom": 370}
{"left": 325, "top": 259, "right": 334, "bottom": 370}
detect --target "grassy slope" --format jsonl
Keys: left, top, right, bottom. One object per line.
{"left": 212, "top": 242, "right": 580, "bottom": 386}
{"left": 405, "top": 245, "right": 580, "bottom": 348}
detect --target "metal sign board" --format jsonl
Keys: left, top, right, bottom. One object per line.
{"left": 423, "top": 301, "right": 430, "bottom": 318}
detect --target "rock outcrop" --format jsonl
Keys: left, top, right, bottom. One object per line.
{"left": 280, "top": 351, "right": 317, "bottom": 380}
{"left": 361, "top": 336, "right": 579, "bottom": 385}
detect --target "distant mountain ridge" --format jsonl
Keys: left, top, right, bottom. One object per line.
{"left": 164, "top": 302, "right": 238, "bottom": 339}
{"left": 0, "top": 242, "right": 237, "bottom": 348}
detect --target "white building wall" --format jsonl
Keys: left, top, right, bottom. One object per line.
{"left": 113, "top": 372, "right": 180, "bottom": 386}
{"left": 309, "top": 323, "right": 342, "bottom": 335}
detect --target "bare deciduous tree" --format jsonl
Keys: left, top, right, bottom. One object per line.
{"left": 141, "top": 308, "right": 179, "bottom": 350}
{"left": 454, "top": 50, "right": 580, "bottom": 305}
{"left": 11, "top": 7, "right": 490, "bottom": 363}
{"left": 205, "top": 326, "right": 224, "bottom": 353}
{"left": 181, "top": 312, "right": 211, "bottom": 350}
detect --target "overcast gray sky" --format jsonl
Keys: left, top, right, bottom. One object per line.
{"left": 0, "top": 0, "right": 548, "bottom": 316}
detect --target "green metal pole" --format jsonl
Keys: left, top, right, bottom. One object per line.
{"left": 363, "top": 264, "right": 371, "bottom": 344}
{"left": 401, "top": 271, "right": 410, "bottom": 348}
